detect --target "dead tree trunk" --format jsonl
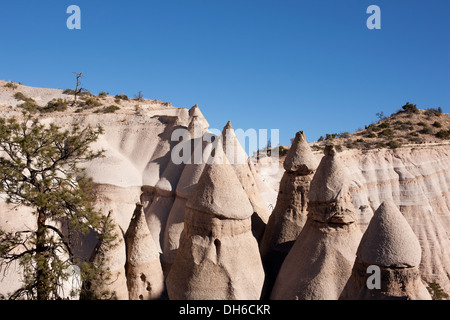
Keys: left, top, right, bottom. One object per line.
{"left": 73, "top": 72, "right": 83, "bottom": 106}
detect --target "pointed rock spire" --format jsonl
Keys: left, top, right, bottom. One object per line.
{"left": 125, "top": 203, "right": 164, "bottom": 300}
{"left": 188, "top": 104, "right": 209, "bottom": 129}
{"left": 271, "top": 144, "right": 362, "bottom": 300}
{"left": 186, "top": 135, "right": 253, "bottom": 219}
{"left": 358, "top": 200, "right": 422, "bottom": 267}
{"left": 308, "top": 144, "right": 355, "bottom": 224}
{"left": 221, "top": 120, "right": 247, "bottom": 168}
{"left": 259, "top": 130, "right": 318, "bottom": 298}
{"left": 161, "top": 137, "right": 212, "bottom": 275}
{"left": 283, "top": 131, "right": 318, "bottom": 174}
{"left": 166, "top": 136, "right": 265, "bottom": 299}
{"left": 340, "top": 200, "right": 431, "bottom": 300}
{"left": 220, "top": 121, "right": 270, "bottom": 239}
{"left": 308, "top": 144, "right": 350, "bottom": 203}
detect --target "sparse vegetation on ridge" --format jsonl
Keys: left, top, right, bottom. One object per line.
{"left": 316, "top": 102, "right": 448, "bottom": 151}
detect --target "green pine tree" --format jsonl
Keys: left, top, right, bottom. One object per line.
{"left": 427, "top": 281, "right": 449, "bottom": 300}
{"left": 0, "top": 113, "right": 115, "bottom": 300}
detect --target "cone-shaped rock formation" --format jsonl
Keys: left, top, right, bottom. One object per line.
{"left": 221, "top": 121, "right": 270, "bottom": 241}
{"left": 340, "top": 200, "right": 431, "bottom": 300}
{"left": 161, "top": 116, "right": 211, "bottom": 275}
{"left": 166, "top": 138, "right": 265, "bottom": 299}
{"left": 125, "top": 203, "right": 164, "bottom": 300}
{"left": 271, "top": 144, "right": 362, "bottom": 300}
{"left": 259, "top": 130, "right": 318, "bottom": 298}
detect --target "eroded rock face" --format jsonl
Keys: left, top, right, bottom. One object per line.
{"left": 271, "top": 145, "right": 362, "bottom": 300}
{"left": 125, "top": 204, "right": 164, "bottom": 300}
{"left": 331, "top": 146, "right": 450, "bottom": 294}
{"left": 340, "top": 200, "right": 431, "bottom": 300}
{"left": 166, "top": 140, "right": 265, "bottom": 300}
{"left": 259, "top": 131, "right": 318, "bottom": 298}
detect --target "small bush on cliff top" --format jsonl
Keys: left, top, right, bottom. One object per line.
{"left": 401, "top": 102, "right": 419, "bottom": 114}
{"left": 94, "top": 105, "right": 120, "bottom": 114}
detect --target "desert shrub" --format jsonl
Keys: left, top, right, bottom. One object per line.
{"left": 408, "top": 137, "right": 423, "bottom": 144}
{"left": 338, "top": 131, "right": 350, "bottom": 139}
{"left": 79, "top": 96, "right": 101, "bottom": 109}
{"left": 378, "top": 122, "right": 390, "bottom": 129}
{"left": 436, "top": 130, "right": 450, "bottom": 139}
{"left": 14, "top": 92, "right": 27, "bottom": 101}
{"left": 420, "top": 126, "right": 432, "bottom": 134}
{"left": 425, "top": 108, "right": 442, "bottom": 117}
{"left": 98, "top": 91, "right": 108, "bottom": 98}
{"left": 318, "top": 136, "right": 324, "bottom": 142}
{"left": 63, "top": 88, "right": 76, "bottom": 95}
{"left": 15, "top": 92, "right": 38, "bottom": 112}
{"left": 4, "top": 81, "right": 17, "bottom": 89}
{"left": 367, "top": 132, "right": 377, "bottom": 138}
{"left": 40, "top": 98, "right": 68, "bottom": 113}
{"left": 410, "top": 132, "right": 419, "bottom": 137}
{"left": 379, "top": 129, "right": 393, "bottom": 137}
{"left": 18, "top": 100, "right": 39, "bottom": 113}
{"left": 63, "top": 88, "right": 91, "bottom": 97}
{"left": 396, "top": 123, "right": 410, "bottom": 131}
{"left": 114, "top": 94, "right": 129, "bottom": 101}
{"left": 401, "top": 102, "right": 419, "bottom": 114}
{"left": 95, "top": 105, "right": 120, "bottom": 114}
{"left": 375, "top": 142, "right": 386, "bottom": 149}
{"left": 432, "top": 121, "right": 442, "bottom": 128}
{"left": 334, "top": 144, "right": 342, "bottom": 152}
{"left": 356, "top": 138, "right": 364, "bottom": 143}
{"left": 417, "top": 121, "right": 427, "bottom": 127}
{"left": 371, "top": 126, "right": 381, "bottom": 132}
{"left": 427, "top": 281, "right": 449, "bottom": 300}
{"left": 387, "top": 140, "right": 400, "bottom": 149}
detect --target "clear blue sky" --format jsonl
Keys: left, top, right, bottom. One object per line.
{"left": 0, "top": 0, "right": 449, "bottom": 151}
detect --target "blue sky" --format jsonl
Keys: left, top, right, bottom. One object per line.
{"left": 0, "top": 0, "right": 449, "bottom": 151}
